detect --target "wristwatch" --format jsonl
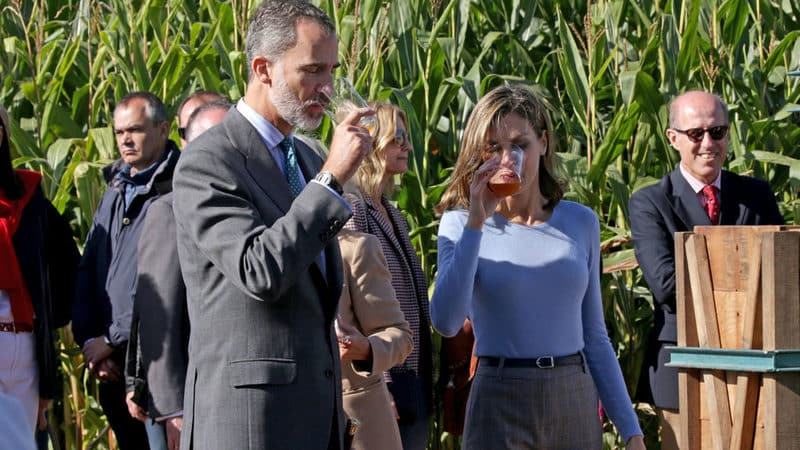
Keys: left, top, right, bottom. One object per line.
{"left": 314, "top": 171, "right": 343, "bottom": 195}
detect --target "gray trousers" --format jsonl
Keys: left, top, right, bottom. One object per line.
{"left": 462, "top": 360, "right": 602, "bottom": 450}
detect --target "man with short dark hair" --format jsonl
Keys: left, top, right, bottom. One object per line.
{"left": 629, "top": 90, "right": 783, "bottom": 449}
{"left": 172, "top": 0, "right": 374, "bottom": 448}
{"left": 73, "top": 91, "right": 180, "bottom": 450}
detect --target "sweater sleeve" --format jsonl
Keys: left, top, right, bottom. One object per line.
{"left": 430, "top": 211, "right": 481, "bottom": 338}
{"left": 580, "top": 212, "right": 643, "bottom": 441}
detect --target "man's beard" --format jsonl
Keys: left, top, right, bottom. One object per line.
{"left": 272, "top": 76, "right": 324, "bottom": 131}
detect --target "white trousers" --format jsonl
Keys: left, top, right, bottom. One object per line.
{"left": 0, "top": 330, "right": 39, "bottom": 435}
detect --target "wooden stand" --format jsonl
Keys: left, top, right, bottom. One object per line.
{"left": 670, "top": 226, "right": 800, "bottom": 450}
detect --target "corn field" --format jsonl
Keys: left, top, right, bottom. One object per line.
{"left": 2, "top": 0, "right": 799, "bottom": 448}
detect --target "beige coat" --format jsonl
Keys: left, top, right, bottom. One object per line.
{"left": 338, "top": 230, "right": 413, "bottom": 450}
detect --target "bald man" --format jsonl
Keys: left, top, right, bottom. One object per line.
{"left": 629, "top": 90, "right": 783, "bottom": 449}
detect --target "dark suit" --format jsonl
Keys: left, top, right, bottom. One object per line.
{"left": 629, "top": 168, "right": 783, "bottom": 409}
{"left": 173, "top": 107, "right": 350, "bottom": 450}
{"left": 125, "top": 192, "right": 189, "bottom": 419}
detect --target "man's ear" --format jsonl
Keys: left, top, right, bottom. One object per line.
{"left": 665, "top": 128, "right": 678, "bottom": 149}
{"left": 252, "top": 56, "right": 273, "bottom": 85}
{"left": 158, "top": 120, "right": 169, "bottom": 139}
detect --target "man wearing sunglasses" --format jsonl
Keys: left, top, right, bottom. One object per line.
{"left": 629, "top": 90, "right": 783, "bottom": 450}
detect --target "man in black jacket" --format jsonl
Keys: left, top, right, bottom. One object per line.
{"left": 629, "top": 90, "right": 783, "bottom": 449}
{"left": 72, "top": 92, "right": 180, "bottom": 450}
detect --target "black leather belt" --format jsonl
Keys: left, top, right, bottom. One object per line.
{"left": 480, "top": 353, "right": 583, "bottom": 369}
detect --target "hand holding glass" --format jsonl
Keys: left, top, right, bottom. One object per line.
{"left": 324, "top": 78, "right": 377, "bottom": 132}
{"left": 334, "top": 315, "right": 352, "bottom": 347}
{"left": 485, "top": 145, "right": 524, "bottom": 197}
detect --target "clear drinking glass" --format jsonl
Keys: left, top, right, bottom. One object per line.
{"left": 324, "top": 78, "right": 377, "bottom": 132}
{"left": 486, "top": 145, "right": 524, "bottom": 197}
{"left": 334, "top": 315, "right": 351, "bottom": 347}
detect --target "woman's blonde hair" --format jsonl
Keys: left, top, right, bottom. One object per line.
{"left": 435, "top": 84, "right": 562, "bottom": 214}
{"left": 350, "top": 102, "right": 409, "bottom": 198}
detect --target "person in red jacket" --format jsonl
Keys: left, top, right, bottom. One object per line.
{"left": 0, "top": 103, "right": 79, "bottom": 438}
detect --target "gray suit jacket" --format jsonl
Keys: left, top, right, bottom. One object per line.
{"left": 125, "top": 192, "right": 189, "bottom": 418}
{"left": 173, "top": 107, "right": 351, "bottom": 450}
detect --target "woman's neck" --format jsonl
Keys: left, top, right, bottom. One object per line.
{"left": 495, "top": 186, "right": 551, "bottom": 226}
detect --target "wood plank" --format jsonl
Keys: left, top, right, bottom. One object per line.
{"left": 676, "top": 232, "right": 701, "bottom": 450}
{"left": 693, "top": 226, "right": 786, "bottom": 291}
{"left": 730, "top": 233, "right": 763, "bottom": 450}
{"left": 685, "top": 235, "right": 722, "bottom": 349}
{"left": 763, "top": 374, "right": 800, "bottom": 450}
{"left": 685, "top": 235, "right": 732, "bottom": 450}
{"left": 760, "top": 232, "right": 800, "bottom": 449}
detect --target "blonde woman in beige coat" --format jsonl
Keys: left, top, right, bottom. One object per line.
{"left": 336, "top": 229, "right": 413, "bottom": 450}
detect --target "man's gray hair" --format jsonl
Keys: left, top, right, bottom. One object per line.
{"left": 245, "top": 0, "right": 335, "bottom": 79}
{"left": 115, "top": 91, "right": 168, "bottom": 124}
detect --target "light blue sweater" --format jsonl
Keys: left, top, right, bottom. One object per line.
{"left": 431, "top": 201, "right": 642, "bottom": 441}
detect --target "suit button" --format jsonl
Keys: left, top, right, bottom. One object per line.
{"left": 122, "top": 217, "right": 130, "bottom": 225}
{"left": 324, "top": 369, "right": 334, "bottom": 378}
{"left": 332, "top": 219, "right": 342, "bottom": 228}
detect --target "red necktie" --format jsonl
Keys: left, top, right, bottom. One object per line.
{"left": 702, "top": 185, "right": 720, "bottom": 225}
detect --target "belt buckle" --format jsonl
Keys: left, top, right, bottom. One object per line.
{"left": 536, "top": 356, "right": 554, "bottom": 369}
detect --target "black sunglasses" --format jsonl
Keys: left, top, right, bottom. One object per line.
{"left": 178, "top": 127, "right": 187, "bottom": 140}
{"left": 671, "top": 125, "right": 729, "bottom": 143}
{"left": 394, "top": 128, "right": 409, "bottom": 147}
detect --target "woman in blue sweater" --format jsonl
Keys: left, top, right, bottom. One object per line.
{"left": 430, "top": 85, "right": 645, "bottom": 449}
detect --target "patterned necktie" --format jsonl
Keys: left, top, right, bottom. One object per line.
{"left": 279, "top": 136, "right": 303, "bottom": 197}
{"left": 702, "top": 185, "right": 720, "bottom": 225}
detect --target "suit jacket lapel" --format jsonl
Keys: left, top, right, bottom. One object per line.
{"left": 365, "top": 196, "right": 408, "bottom": 265}
{"left": 294, "top": 139, "right": 321, "bottom": 183}
{"left": 225, "top": 110, "right": 337, "bottom": 298}
{"left": 667, "top": 168, "right": 712, "bottom": 228}
{"left": 224, "top": 108, "right": 294, "bottom": 213}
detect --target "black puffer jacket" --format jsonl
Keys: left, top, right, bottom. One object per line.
{"left": 72, "top": 142, "right": 180, "bottom": 347}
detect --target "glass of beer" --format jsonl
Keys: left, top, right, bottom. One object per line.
{"left": 486, "top": 145, "right": 524, "bottom": 197}
{"left": 324, "top": 77, "right": 377, "bottom": 133}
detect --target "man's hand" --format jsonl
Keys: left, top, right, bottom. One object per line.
{"left": 82, "top": 336, "right": 114, "bottom": 366}
{"left": 165, "top": 416, "right": 183, "bottom": 450}
{"left": 321, "top": 107, "right": 375, "bottom": 185}
{"left": 125, "top": 391, "right": 148, "bottom": 422}
{"left": 93, "top": 358, "right": 122, "bottom": 382}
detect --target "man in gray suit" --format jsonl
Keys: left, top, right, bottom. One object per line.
{"left": 172, "top": 1, "right": 374, "bottom": 449}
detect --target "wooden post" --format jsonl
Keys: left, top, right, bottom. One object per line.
{"left": 730, "top": 233, "right": 762, "bottom": 450}
{"left": 676, "top": 232, "right": 701, "bottom": 450}
{"left": 761, "top": 231, "right": 800, "bottom": 450}
{"left": 685, "top": 234, "right": 732, "bottom": 450}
